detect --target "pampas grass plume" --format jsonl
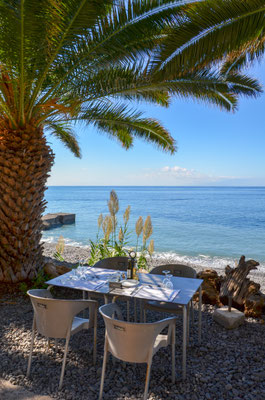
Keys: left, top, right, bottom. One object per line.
{"left": 98, "top": 213, "right": 103, "bottom": 228}
{"left": 56, "top": 235, "right": 65, "bottom": 254}
{"left": 119, "top": 227, "right": 124, "bottom": 242}
{"left": 143, "top": 216, "right": 153, "bottom": 242}
{"left": 135, "top": 216, "right": 143, "bottom": 237}
{"left": 148, "top": 239, "right": 154, "bottom": 255}
{"left": 102, "top": 216, "right": 108, "bottom": 234}
{"left": 123, "top": 205, "right": 131, "bottom": 224}
{"left": 108, "top": 190, "right": 119, "bottom": 216}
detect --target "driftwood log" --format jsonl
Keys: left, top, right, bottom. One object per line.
{"left": 219, "top": 256, "right": 260, "bottom": 309}
{"left": 195, "top": 256, "right": 265, "bottom": 318}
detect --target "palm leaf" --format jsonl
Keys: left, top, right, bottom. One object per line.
{"left": 153, "top": 0, "right": 265, "bottom": 74}
{"left": 45, "top": 121, "right": 81, "bottom": 157}
{"left": 78, "top": 102, "right": 176, "bottom": 153}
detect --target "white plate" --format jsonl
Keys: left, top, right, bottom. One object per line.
{"left": 121, "top": 279, "right": 139, "bottom": 288}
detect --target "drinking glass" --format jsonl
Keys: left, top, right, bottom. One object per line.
{"left": 162, "top": 270, "right": 170, "bottom": 287}
{"left": 165, "top": 274, "right": 173, "bottom": 290}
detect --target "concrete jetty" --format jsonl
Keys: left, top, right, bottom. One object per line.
{"left": 42, "top": 213, "right": 75, "bottom": 230}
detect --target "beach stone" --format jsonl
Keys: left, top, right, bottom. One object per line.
{"left": 213, "top": 307, "right": 245, "bottom": 329}
{"left": 244, "top": 293, "right": 265, "bottom": 318}
{"left": 195, "top": 269, "right": 222, "bottom": 305}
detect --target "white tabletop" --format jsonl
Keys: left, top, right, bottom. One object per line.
{"left": 46, "top": 267, "right": 203, "bottom": 306}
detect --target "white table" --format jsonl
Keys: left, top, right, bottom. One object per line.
{"left": 46, "top": 267, "right": 202, "bottom": 379}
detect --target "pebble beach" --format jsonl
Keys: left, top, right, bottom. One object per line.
{"left": 0, "top": 243, "right": 264, "bottom": 400}
{"left": 43, "top": 243, "right": 265, "bottom": 291}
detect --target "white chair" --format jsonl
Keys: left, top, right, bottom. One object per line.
{"left": 143, "top": 264, "right": 197, "bottom": 325}
{"left": 99, "top": 303, "right": 176, "bottom": 400}
{"left": 27, "top": 289, "right": 98, "bottom": 390}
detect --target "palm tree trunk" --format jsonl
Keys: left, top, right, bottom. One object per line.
{"left": 0, "top": 127, "right": 54, "bottom": 282}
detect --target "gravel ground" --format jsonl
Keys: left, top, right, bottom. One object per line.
{"left": 0, "top": 245, "right": 264, "bottom": 400}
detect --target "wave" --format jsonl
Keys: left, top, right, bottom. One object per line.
{"left": 41, "top": 236, "right": 90, "bottom": 248}
{"left": 152, "top": 251, "right": 265, "bottom": 271}
{"left": 41, "top": 236, "right": 265, "bottom": 272}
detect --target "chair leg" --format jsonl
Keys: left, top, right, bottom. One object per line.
{"left": 58, "top": 334, "right": 70, "bottom": 390}
{"left": 191, "top": 300, "right": 194, "bottom": 325}
{"left": 143, "top": 359, "right": 152, "bottom": 400}
{"left": 93, "top": 317, "right": 97, "bottom": 365}
{"left": 187, "top": 306, "right": 190, "bottom": 346}
{"left": 171, "top": 325, "right": 176, "bottom": 384}
{"left": 27, "top": 319, "right": 36, "bottom": 377}
{"left": 99, "top": 341, "right": 108, "bottom": 400}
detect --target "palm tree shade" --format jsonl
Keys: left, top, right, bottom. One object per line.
{"left": 0, "top": 0, "right": 261, "bottom": 282}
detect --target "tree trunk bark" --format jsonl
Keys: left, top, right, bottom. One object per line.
{"left": 0, "top": 127, "right": 54, "bottom": 282}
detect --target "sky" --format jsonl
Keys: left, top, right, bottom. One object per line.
{"left": 47, "top": 60, "right": 265, "bottom": 186}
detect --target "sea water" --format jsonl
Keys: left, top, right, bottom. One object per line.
{"left": 42, "top": 186, "right": 265, "bottom": 270}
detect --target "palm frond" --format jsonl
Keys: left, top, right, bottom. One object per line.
{"left": 78, "top": 102, "right": 176, "bottom": 154}
{"left": 153, "top": 0, "right": 265, "bottom": 74}
{"left": 45, "top": 121, "right": 81, "bottom": 157}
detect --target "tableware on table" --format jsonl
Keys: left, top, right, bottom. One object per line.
{"left": 162, "top": 270, "right": 170, "bottom": 287}
{"left": 165, "top": 274, "right": 173, "bottom": 289}
{"left": 121, "top": 279, "right": 139, "bottom": 288}
{"left": 79, "top": 258, "right": 86, "bottom": 267}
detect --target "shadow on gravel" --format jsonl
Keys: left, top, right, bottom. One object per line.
{"left": 1, "top": 286, "right": 265, "bottom": 400}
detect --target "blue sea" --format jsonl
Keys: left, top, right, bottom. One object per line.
{"left": 42, "top": 186, "right": 265, "bottom": 271}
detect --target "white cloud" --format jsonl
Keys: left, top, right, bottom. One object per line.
{"left": 137, "top": 165, "right": 238, "bottom": 185}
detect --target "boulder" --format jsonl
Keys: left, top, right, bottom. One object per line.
{"left": 44, "top": 262, "right": 71, "bottom": 278}
{"left": 194, "top": 269, "right": 222, "bottom": 305}
{"left": 244, "top": 293, "right": 265, "bottom": 318}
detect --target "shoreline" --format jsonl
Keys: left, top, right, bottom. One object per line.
{"left": 43, "top": 242, "right": 265, "bottom": 291}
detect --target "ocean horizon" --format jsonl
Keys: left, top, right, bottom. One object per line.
{"left": 42, "top": 186, "right": 265, "bottom": 271}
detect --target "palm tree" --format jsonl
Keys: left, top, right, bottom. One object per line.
{"left": 154, "top": 0, "right": 265, "bottom": 75}
{"left": 0, "top": 0, "right": 261, "bottom": 283}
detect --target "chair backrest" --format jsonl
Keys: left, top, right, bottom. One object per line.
{"left": 150, "top": 264, "right": 197, "bottom": 278}
{"left": 99, "top": 303, "right": 172, "bottom": 363}
{"left": 27, "top": 289, "right": 97, "bottom": 339}
{"left": 93, "top": 256, "right": 129, "bottom": 271}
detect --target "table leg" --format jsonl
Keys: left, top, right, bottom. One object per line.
{"left": 134, "top": 298, "right": 137, "bottom": 322}
{"left": 139, "top": 300, "right": 143, "bottom": 322}
{"left": 127, "top": 300, "right": 130, "bottom": 322}
{"left": 104, "top": 294, "right": 109, "bottom": 304}
{"left": 182, "top": 305, "right": 187, "bottom": 380}
{"left": 187, "top": 304, "right": 190, "bottom": 346}
{"left": 82, "top": 291, "right": 86, "bottom": 317}
{"left": 198, "top": 285, "right": 202, "bottom": 345}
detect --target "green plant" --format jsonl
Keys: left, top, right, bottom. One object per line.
{"left": 88, "top": 190, "right": 154, "bottom": 270}
{"left": 19, "top": 269, "right": 51, "bottom": 295}
{"left": 53, "top": 235, "right": 65, "bottom": 261}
